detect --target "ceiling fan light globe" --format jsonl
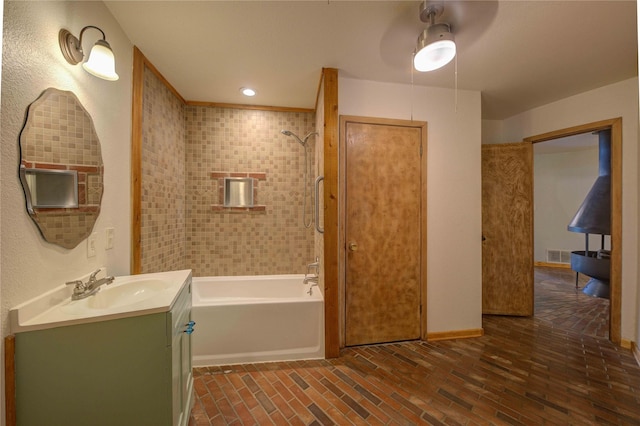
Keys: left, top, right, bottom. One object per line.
{"left": 414, "top": 24, "right": 456, "bottom": 72}
{"left": 414, "top": 40, "right": 456, "bottom": 72}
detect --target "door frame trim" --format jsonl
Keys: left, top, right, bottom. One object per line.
{"left": 339, "top": 115, "right": 428, "bottom": 346}
{"left": 524, "top": 117, "right": 622, "bottom": 344}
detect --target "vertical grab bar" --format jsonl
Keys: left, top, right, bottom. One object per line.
{"left": 314, "top": 176, "right": 324, "bottom": 234}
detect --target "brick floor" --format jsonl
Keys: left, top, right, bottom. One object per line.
{"left": 189, "top": 267, "right": 640, "bottom": 425}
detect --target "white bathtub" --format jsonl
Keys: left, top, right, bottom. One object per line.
{"left": 192, "top": 274, "right": 324, "bottom": 366}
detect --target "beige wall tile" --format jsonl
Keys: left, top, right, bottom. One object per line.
{"left": 140, "top": 68, "right": 186, "bottom": 273}
{"left": 185, "top": 107, "right": 315, "bottom": 276}
{"left": 141, "top": 70, "right": 316, "bottom": 276}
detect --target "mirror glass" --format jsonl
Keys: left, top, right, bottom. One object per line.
{"left": 19, "top": 88, "right": 104, "bottom": 249}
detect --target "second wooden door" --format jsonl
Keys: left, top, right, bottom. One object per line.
{"left": 481, "top": 142, "right": 534, "bottom": 316}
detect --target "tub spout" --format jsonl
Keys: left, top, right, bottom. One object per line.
{"left": 303, "top": 275, "right": 318, "bottom": 284}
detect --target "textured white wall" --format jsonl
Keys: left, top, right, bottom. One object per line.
{"left": 501, "top": 78, "right": 639, "bottom": 341}
{"left": 1, "top": 0, "right": 133, "bottom": 343}
{"left": 339, "top": 77, "right": 483, "bottom": 334}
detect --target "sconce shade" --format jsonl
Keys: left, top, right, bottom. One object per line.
{"left": 59, "top": 27, "right": 119, "bottom": 81}
{"left": 82, "top": 40, "right": 119, "bottom": 81}
{"left": 414, "top": 23, "right": 456, "bottom": 72}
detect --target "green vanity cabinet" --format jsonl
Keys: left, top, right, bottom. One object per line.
{"left": 14, "top": 279, "right": 194, "bottom": 426}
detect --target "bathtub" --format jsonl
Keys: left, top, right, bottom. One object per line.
{"left": 192, "top": 274, "right": 324, "bottom": 366}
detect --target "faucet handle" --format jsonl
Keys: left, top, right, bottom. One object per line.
{"left": 65, "top": 280, "right": 85, "bottom": 295}
{"left": 89, "top": 269, "right": 101, "bottom": 281}
{"left": 306, "top": 259, "right": 320, "bottom": 275}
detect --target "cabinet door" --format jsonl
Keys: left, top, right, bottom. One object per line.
{"left": 171, "top": 282, "right": 193, "bottom": 426}
{"left": 172, "top": 332, "right": 182, "bottom": 426}
{"left": 181, "top": 324, "right": 193, "bottom": 422}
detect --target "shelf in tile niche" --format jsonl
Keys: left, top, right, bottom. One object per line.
{"left": 211, "top": 205, "right": 266, "bottom": 213}
{"left": 210, "top": 171, "right": 266, "bottom": 213}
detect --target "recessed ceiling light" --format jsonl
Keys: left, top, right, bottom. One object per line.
{"left": 240, "top": 87, "right": 256, "bottom": 97}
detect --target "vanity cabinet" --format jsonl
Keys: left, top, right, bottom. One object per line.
{"left": 14, "top": 278, "right": 194, "bottom": 426}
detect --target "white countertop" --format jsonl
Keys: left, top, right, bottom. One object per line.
{"left": 10, "top": 270, "right": 192, "bottom": 333}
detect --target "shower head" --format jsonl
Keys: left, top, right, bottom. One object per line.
{"left": 281, "top": 129, "right": 318, "bottom": 147}
{"left": 281, "top": 129, "right": 305, "bottom": 146}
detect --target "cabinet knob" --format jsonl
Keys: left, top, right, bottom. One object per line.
{"left": 184, "top": 320, "right": 196, "bottom": 334}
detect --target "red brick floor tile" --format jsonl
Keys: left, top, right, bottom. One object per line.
{"left": 189, "top": 267, "right": 640, "bottom": 425}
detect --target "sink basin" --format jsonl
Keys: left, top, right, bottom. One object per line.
{"left": 88, "top": 278, "right": 172, "bottom": 309}
{"left": 60, "top": 277, "right": 173, "bottom": 314}
{"left": 11, "top": 270, "right": 193, "bottom": 333}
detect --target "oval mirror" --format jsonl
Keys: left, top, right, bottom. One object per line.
{"left": 18, "top": 88, "right": 104, "bottom": 249}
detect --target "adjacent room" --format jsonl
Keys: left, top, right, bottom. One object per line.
{"left": 1, "top": 1, "right": 639, "bottom": 425}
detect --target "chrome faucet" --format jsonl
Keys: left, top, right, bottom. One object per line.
{"left": 66, "top": 268, "right": 115, "bottom": 300}
{"left": 303, "top": 275, "right": 318, "bottom": 284}
{"left": 306, "top": 258, "right": 319, "bottom": 276}
{"left": 303, "top": 258, "right": 320, "bottom": 294}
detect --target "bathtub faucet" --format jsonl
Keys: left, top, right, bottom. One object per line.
{"left": 304, "top": 258, "right": 319, "bottom": 284}
{"left": 304, "top": 258, "right": 320, "bottom": 295}
{"left": 303, "top": 275, "right": 318, "bottom": 284}
{"left": 306, "top": 258, "right": 319, "bottom": 276}
{"left": 304, "top": 276, "right": 319, "bottom": 295}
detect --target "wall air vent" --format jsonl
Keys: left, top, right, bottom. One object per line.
{"left": 546, "top": 249, "right": 571, "bottom": 264}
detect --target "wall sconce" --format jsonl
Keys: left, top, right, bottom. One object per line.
{"left": 59, "top": 26, "right": 119, "bottom": 81}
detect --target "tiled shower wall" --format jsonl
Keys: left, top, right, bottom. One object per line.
{"left": 141, "top": 66, "right": 316, "bottom": 276}
{"left": 140, "top": 68, "right": 186, "bottom": 273}
{"left": 185, "top": 107, "right": 316, "bottom": 276}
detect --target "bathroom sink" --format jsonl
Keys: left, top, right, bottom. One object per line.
{"left": 87, "top": 278, "right": 172, "bottom": 309}
{"left": 10, "top": 269, "right": 192, "bottom": 333}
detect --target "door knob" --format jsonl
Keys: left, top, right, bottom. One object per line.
{"left": 348, "top": 242, "right": 358, "bottom": 252}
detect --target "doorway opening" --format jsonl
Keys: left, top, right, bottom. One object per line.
{"left": 533, "top": 131, "right": 610, "bottom": 337}
{"left": 525, "top": 118, "right": 622, "bottom": 344}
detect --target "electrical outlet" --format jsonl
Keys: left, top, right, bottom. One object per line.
{"left": 105, "top": 228, "right": 114, "bottom": 250}
{"left": 87, "top": 232, "right": 97, "bottom": 258}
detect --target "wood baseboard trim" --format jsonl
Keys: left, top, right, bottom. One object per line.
{"left": 621, "top": 338, "right": 632, "bottom": 349}
{"left": 5, "top": 335, "right": 16, "bottom": 426}
{"left": 534, "top": 261, "right": 571, "bottom": 269}
{"left": 427, "top": 328, "right": 484, "bottom": 342}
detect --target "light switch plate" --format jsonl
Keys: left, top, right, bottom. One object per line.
{"left": 105, "top": 228, "right": 114, "bottom": 250}
{"left": 87, "top": 232, "right": 97, "bottom": 258}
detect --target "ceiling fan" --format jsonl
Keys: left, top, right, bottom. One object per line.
{"left": 379, "top": 1, "right": 499, "bottom": 75}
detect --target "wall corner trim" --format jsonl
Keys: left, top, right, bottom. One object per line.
{"left": 632, "top": 342, "right": 640, "bottom": 368}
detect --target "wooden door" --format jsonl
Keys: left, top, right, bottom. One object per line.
{"left": 344, "top": 119, "right": 425, "bottom": 346}
{"left": 481, "top": 143, "right": 534, "bottom": 316}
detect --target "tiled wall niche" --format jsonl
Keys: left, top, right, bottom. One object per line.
{"left": 185, "top": 107, "right": 316, "bottom": 276}
{"left": 141, "top": 66, "right": 316, "bottom": 276}
{"left": 210, "top": 171, "right": 267, "bottom": 212}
